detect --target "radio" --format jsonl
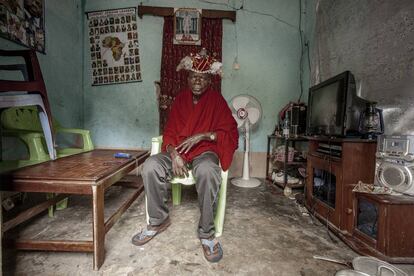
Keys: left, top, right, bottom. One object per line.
{"left": 375, "top": 135, "right": 414, "bottom": 195}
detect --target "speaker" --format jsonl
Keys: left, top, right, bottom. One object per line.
{"left": 375, "top": 135, "right": 414, "bottom": 195}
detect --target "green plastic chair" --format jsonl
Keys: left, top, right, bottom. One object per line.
{"left": 146, "top": 136, "right": 228, "bottom": 237}
{"left": 0, "top": 106, "right": 94, "bottom": 216}
{"left": 1, "top": 106, "right": 94, "bottom": 159}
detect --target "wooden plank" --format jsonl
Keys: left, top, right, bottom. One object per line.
{"left": 2, "top": 194, "right": 67, "bottom": 232}
{"left": 1, "top": 180, "right": 92, "bottom": 194}
{"left": 115, "top": 174, "right": 143, "bottom": 189}
{"left": 138, "top": 5, "right": 236, "bottom": 22}
{"left": 92, "top": 185, "right": 105, "bottom": 271}
{"left": 11, "top": 239, "right": 94, "bottom": 252}
{"left": 104, "top": 185, "right": 144, "bottom": 233}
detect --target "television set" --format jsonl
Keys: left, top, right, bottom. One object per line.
{"left": 306, "top": 71, "right": 369, "bottom": 137}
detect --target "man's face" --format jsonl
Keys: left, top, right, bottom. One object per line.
{"left": 188, "top": 72, "right": 210, "bottom": 97}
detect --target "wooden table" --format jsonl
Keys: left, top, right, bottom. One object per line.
{"left": 0, "top": 149, "right": 149, "bottom": 270}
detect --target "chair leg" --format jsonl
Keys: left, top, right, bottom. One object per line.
{"left": 56, "top": 197, "right": 68, "bottom": 210}
{"left": 214, "top": 171, "right": 228, "bottom": 237}
{"left": 46, "top": 193, "right": 54, "bottom": 217}
{"left": 172, "top": 183, "right": 182, "bottom": 205}
{"left": 145, "top": 196, "right": 150, "bottom": 225}
{"left": 46, "top": 194, "right": 69, "bottom": 217}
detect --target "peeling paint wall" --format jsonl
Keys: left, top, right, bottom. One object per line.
{"left": 83, "top": 0, "right": 304, "bottom": 152}
{"left": 306, "top": 0, "right": 414, "bottom": 135}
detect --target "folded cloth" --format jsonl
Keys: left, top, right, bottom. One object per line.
{"left": 352, "top": 181, "right": 393, "bottom": 195}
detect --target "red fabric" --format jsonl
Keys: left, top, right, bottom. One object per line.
{"left": 162, "top": 88, "right": 238, "bottom": 171}
{"left": 159, "top": 17, "right": 223, "bottom": 132}
{"left": 191, "top": 53, "right": 216, "bottom": 72}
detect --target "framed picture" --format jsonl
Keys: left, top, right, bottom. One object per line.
{"left": 0, "top": 0, "right": 46, "bottom": 53}
{"left": 173, "top": 8, "right": 201, "bottom": 45}
{"left": 86, "top": 7, "right": 142, "bottom": 86}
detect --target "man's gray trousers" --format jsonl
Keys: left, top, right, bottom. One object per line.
{"left": 142, "top": 151, "right": 222, "bottom": 239}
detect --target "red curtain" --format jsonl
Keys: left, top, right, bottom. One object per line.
{"left": 159, "top": 16, "right": 223, "bottom": 133}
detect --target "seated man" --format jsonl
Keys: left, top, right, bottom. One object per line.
{"left": 132, "top": 49, "right": 238, "bottom": 263}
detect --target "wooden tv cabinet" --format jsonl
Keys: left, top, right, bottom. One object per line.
{"left": 305, "top": 137, "right": 414, "bottom": 263}
{"left": 305, "top": 137, "right": 377, "bottom": 233}
{"left": 345, "top": 192, "right": 414, "bottom": 263}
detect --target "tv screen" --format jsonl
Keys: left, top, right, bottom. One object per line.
{"left": 306, "top": 71, "right": 368, "bottom": 137}
{"left": 308, "top": 80, "right": 345, "bottom": 135}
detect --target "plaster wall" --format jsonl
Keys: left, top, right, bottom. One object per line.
{"left": 306, "top": 0, "right": 414, "bottom": 135}
{"left": 0, "top": 0, "right": 84, "bottom": 158}
{"left": 0, "top": 0, "right": 84, "bottom": 128}
{"left": 83, "top": 0, "right": 304, "bottom": 157}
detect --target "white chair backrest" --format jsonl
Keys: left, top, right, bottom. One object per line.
{"left": 151, "top": 136, "right": 162, "bottom": 156}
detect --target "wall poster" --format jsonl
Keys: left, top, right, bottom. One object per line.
{"left": 173, "top": 8, "right": 201, "bottom": 45}
{"left": 0, "top": 0, "right": 46, "bottom": 53}
{"left": 86, "top": 7, "right": 142, "bottom": 86}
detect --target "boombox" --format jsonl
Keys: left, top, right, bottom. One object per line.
{"left": 375, "top": 135, "right": 414, "bottom": 195}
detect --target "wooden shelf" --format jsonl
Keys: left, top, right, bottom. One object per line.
{"left": 274, "top": 160, "right": 306, "bottom": 165}
{"left": 273, "top": 180, "right": 304, "bottom": 189}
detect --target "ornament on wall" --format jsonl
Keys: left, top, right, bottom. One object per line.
{"left": 173, "top": 8, "right": 201, "bottom": 45}
{"left": 86, "top": 7, "right": 142, "bottom": 86}
{"left": 0, "top": 0, "right": 45, "bottom": 53}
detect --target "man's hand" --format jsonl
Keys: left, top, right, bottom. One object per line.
{"left": 167, "top": 145, "right": 188, "bottom": 177}
{"left": 176, "top": 132, "right": 215, "bottom": 154}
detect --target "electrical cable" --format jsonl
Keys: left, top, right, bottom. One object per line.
{"left": 306, "top": 40, "right": 311, "bottom": 72}
{"left": 326, "top": 139, "right": 338, "bottom": 243}
{"left": 298, "top": 0, "right": 304, "bottom": 103}
{"left": 198, "top": 0, "right": 298, "bottom": 29}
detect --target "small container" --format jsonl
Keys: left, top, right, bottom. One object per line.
{"left": 114, "top": 152, "right": 132, "bottom": 159}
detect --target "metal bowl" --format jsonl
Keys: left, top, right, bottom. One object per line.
{"left": 352, "top": 256, "right": 408, "bottom": 276}
{"left": 335, "top": 269, "right": 371, "bottom": 276}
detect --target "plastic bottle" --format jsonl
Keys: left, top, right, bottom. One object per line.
{"left": 282, "top": 113, "right": 290, "bottom": 138}
{"left": 283, "top": 185, "right": 292, "bottom": 197}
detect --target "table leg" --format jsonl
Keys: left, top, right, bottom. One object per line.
{"left": 92, "top": 185, "right": 105, "bottom": 270}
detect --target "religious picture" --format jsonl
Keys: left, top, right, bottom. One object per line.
{"left": 0, "top": 0, "right": 45, "bottom": 53}
{"left": 86, "top": 7, "right": 142, "bottom": 86}
{"left": 173, "top": 8, "right": 201, "bottom": 46}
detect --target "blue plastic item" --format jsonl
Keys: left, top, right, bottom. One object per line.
{"left": 114, "top": 152, "right": 131, "bottom": 159}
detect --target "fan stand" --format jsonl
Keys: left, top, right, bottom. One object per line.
{"left": 231, "top": 121, "right": 262, "bottom": 188}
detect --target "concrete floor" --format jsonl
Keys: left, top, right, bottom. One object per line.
{"left": 3, "top": 180, "right": 414, "bottom": 276}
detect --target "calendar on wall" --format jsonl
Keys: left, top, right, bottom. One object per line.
{"left": 86, "top": 7, "right": 142, "bottom": 86}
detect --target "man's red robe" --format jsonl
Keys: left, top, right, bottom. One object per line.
{"left": 162, "top": 88, "right": 238, "bottom": 171}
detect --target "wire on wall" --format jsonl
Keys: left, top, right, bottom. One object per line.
{"left": 297, "top": 0, "right": 304, "bottom": 103}
{"left": 198, "top": 0, "right": 297, "bottom": 30}
{"left": 233, "top": 21, "right": 240, "bottom": 70}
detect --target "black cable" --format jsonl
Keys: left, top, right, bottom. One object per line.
{"left": 326, "top": 139, "right": 338, "bottom": 243}
{"left": 306, "top": 40, "right": 311, "bottom": 73}
{"left": 298, "top": 0, "right": 304, "bottom": 102}
{"left": 326, "top": 208, "right": 338, "bottom": 243}
{"left": 197, "top": 0, "right": 298, "bottom": 29}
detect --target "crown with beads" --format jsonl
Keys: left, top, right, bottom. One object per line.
{"left": 176, "top": 48, "right": 223, "bottom": 77}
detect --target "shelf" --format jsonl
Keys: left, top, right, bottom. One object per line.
{"left": 273, "top": 160, "right": 306, "bottom": 165}
{"left": 266, "top": 133, "right": 309, "bottom": 191}
{"left": 268, "top": 135, "right": 308, "bottom": 142}
{"left": 273, "top": 180, "right": 305, "bottom": 189}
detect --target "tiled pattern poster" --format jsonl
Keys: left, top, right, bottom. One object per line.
{"left": 87, "top": 7, "right": 142, "bottom": 86}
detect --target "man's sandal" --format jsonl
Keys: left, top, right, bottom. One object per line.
{"left": 131, "top": 218, "right": 171, "bottom": 246}
{"left": 200, "top": 238, "right": 223, "bottom": 263}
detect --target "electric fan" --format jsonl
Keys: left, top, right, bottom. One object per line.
{"left": 230, "top": 95, "right": 262, "bottom": 188}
